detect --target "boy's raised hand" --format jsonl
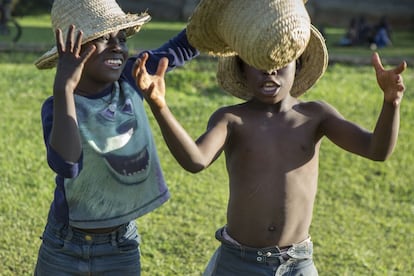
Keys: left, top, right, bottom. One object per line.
{"left": 55, "top": 25, "right": 96, "bottom": 92}
{"left": 372, "top": 52, "right": 407, "bottom": 107}
{"left": 133, "top": 53, "right": 169, "bottom": 109}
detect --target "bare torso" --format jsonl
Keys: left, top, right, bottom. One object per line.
{"left": 222, "top": 99, "right": 323, "bottom": 248}
{"left": 136, "top": 49, "right": 404, "bottom": 251}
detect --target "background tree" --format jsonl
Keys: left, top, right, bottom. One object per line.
{"left": 12, "top": 0, "right": 52, "bottom": 16}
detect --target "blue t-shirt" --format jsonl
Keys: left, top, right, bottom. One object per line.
{"left": 41, "top": 29, "right": 198, "bottom": 228}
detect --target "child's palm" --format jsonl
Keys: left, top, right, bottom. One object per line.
{"left": 55, "top": 25, "right": 95, "bottom": 90}
{"left": 372, "top": 52, "right": 407, "bottom": 106}
{"left": 134, "top": 54, "right": 168, "bottom": 109}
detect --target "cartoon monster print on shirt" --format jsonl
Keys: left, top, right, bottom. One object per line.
{"left": 64, "top": 81, "right": 169, "bottom": 227}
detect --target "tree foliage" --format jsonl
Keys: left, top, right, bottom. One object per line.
{"left": 12, "top": 0, "right": 52, "bottom": 16}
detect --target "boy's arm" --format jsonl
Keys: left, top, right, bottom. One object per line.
{"left": 143, "top": 28, "right": 199, "bottom": 73}
{"left": 368, "top": 52, "right": 406, "bottom": 159}
{"left": 42, "top": 98, "right": 83, "bottom": 178}
{"left": 127, "top": 29, "right": 199, "bottom": 78}
{"left": 133, "top": 53, "right": 226, "bottom": 172}
{"left": 50, "top": 26, "right": 96, "bottom": 163}
{"left": 322, "top": 53, "right": 406, "bottom": 161}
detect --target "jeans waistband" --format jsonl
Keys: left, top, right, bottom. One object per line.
{"left": 65, "top": 223, "right": 130, "bottom": 244}
{"left": 215, "top": 227, "right": 313, "bottom": 264}
{"left": 46, "top": 213, "right": 132, "bottom": 245}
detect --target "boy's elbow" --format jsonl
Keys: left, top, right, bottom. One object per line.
{"left": 370, "top": 151, "right": 393, "bottom": 162}
{"left": 187, "top": 168, "right": 203, "bottom": 174}
{"left": 371, "top": 156, "right": 387, "bottom": 162}
{"left": 185, "top": 163, "right": 206, "bottom": 174}
{"left": 368, "top": 141, "right": 396, "bottom": 161}
{"left": 179, "top": 161, "right": 206, "bottom": 174}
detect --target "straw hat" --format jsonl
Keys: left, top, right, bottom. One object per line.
{"left": 35, "top": 0, "right": 151, "bottom": 69}
{"left": 217, "top": 24, "right": 328, "bottom": 99}
{"left": 187, "top": 0, "right": 311, "bottom": 71}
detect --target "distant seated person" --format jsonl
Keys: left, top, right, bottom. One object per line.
{"left": 0, "top": 0, "right": 12, "bottom": 23}
{"left": 0, "top": 0, "right": 12, "bottom": 34}
{"left": 373, "top": 16, "right": 392, "bottom": 48}
{"left": 356, "top": 16, "right": 374, "bottom": 45}
{"left": 338, "top": 17, "right": 358, "bottom": 46}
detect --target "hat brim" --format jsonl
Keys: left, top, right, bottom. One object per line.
{"left": 34, "top": 13, "right": 151, "bottom": 70}
{"left": 217, "top": 25, "right": 328, "bottom": 99}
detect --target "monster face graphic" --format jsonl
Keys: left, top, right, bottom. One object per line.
{"left": 64, "top": 81, "right": 169, "bottom": 226}
{"left": 77, "top": 81, "right": 152, "bottom": 185}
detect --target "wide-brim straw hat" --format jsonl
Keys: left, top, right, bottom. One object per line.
{"left": 187, "top": 0, "right": 311, "bottom": 71}
{"left": 35, "top": 0, "right": 151, "bottom": 70}
{"left": 217, "top": 24, "right": 328, "bottom": 99}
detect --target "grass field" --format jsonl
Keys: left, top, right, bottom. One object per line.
{"left": 0, "top": 16, "right": 413, "bottom": 276}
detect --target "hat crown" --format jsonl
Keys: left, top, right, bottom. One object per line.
{"left": 35, "top": 0, "right": 151, "bottom": 69}
{"left": 51, "top": 0, "right": 128, "bottom": 38}
{"left": 220, "top": 0, "right": 310, "bottom": 70}
{"left": 188, "top": 0, "right": 311, "bottom": 71}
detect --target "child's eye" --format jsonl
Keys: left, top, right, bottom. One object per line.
{"left": 97, "top": 34, "right": 110, "bottom": 42}
{"left": 118, "top": 32, "right": 127, "bottom": 43}
{"left": 95, "top": 32, "right": 127, "bottom": 44}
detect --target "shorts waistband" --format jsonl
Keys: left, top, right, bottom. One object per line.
{"left": 215, "top": 227, "right": 313, "bottom": 264}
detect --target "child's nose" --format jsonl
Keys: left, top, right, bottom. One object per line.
{"left": 265, "top": 69, "right": 277, "bottom": 75}
{"left": 109, "top": 37, "right": 120, "bottom": 45}
{"left": 109, "top": 38, "right": 123, "bottom": 50}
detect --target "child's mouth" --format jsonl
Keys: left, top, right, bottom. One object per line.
{"left": 262, "top": 81, "right": 280, "bottom": 95}
{"left": 105, "top": 58, "right": 123, "bottom": 69}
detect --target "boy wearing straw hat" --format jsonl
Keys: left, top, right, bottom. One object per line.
{"left": 33, "top": 0, "right": 198, "bottom": 275}
{"left": 133, "top": 24, "right": 407, "bottom": 276}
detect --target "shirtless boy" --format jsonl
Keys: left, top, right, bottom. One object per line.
{"left": 133, "top": 25, "right": 406, "bottom": 275}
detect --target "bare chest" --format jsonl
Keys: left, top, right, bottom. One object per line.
{"left": 226, "top": 112, "right": 320, "bottom": 169}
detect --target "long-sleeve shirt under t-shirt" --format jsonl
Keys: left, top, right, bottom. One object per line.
{"left": 41, "top": 30, "right": 198, "bottom": 229}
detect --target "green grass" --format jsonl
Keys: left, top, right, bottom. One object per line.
{"left": 0, "top": 16, "right": 413, "bottom": 276}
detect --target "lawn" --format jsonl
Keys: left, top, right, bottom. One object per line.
{"left": 0, "top": 16, "right": 413, "bottom": 276}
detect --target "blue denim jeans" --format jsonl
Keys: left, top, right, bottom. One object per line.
{"left": 203, "top": 227, "right": 318, "bottom": 276}
{"left": 34, "top": 215, "right": 141, "bottom": 276}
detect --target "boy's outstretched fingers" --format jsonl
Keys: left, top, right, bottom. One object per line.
{"left": 133, "top": 52, "right": 148, "bottom": 79}
{"left": 372, "top": 52, "right": 407, "bottom": 76}
{"left": 155, "top": 57, "right": 169, "bottom": 79}
{"left": 372, "top": 52, "right": 407, "bottom": 107}
{"left": 133, "top": 53, "right": 169, "bottom": 108}
{"left": 54, "top": 25, "right": 96, "bottom": 85}
{"left": 372, "top": 52, "right": 384, "bottom": 74}
{"left": 133, "top": 53, "right": 152, "bottom": 92}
